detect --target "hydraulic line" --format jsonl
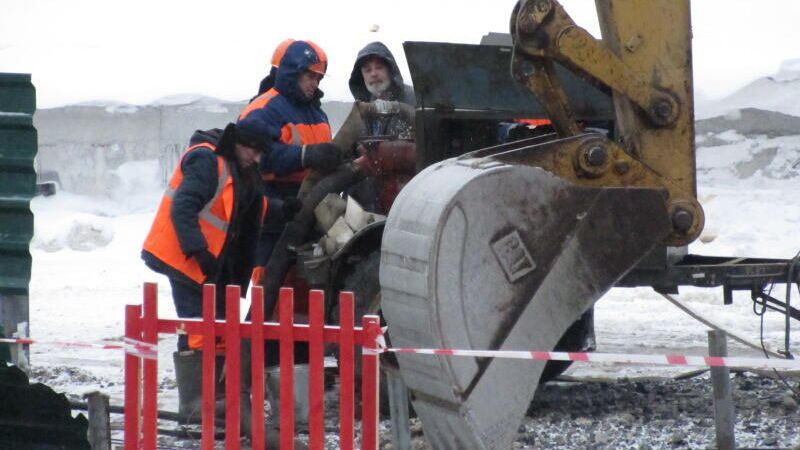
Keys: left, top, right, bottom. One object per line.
{"left": 657, "top": 292, "right": 784, "bottom": 358}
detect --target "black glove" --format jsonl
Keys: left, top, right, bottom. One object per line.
{"left": 282, "top": 197, "right": 303, "bottom": 221}
{"left": 302, "top": 143, "right": 342, "bottom": 172}
{"left": 193, "top": 249, "right": 217, "bottom": 278}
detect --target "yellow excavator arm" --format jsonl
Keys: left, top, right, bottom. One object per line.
{"left": 508, "top": 0, "right": 703, "bottom": 245}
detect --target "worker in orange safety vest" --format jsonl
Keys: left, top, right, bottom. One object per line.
{"left": 141, "top": 121, "right": 267, "bottom": 424}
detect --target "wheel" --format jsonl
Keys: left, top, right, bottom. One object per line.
{"left": 539, "top": 308, "right": 596, "bottom": 382}
{"left": 332, "top": 249, "right": 400, "bottom": 417}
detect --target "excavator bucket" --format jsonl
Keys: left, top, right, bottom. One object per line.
{"left": 380, "top": 156, "right": 671, "bottom": 449}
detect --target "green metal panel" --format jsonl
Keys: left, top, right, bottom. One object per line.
{"left": 0, "top": 74, "right": 36, "bottom": 115}
{"left": 0, "top": 73, "right": 36, "bottom": 296}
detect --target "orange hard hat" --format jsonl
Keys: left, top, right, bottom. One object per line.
{"left": 271, "top": 38, "right": 295, "bottom": 68}
{"left": 304, "top": 40, "right": 328, "bottom": 76}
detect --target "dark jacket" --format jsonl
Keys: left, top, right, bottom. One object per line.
{"left": 142, "top": 128, "right": 263, "bottom": 290}
{"left": 348, "top": 42, "right": 415, "bottom": 139}
{"left": 238, "top": 41, "right": 332, "bottom": 200}
{"left": 252, "top": 67, "right": 277, "bottom": 102}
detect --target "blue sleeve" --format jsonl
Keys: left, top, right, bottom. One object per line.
{"left": 171, "top": 148, "right": 218, "bottom": 255}
{"left": 248, "top": 108, "right": 304, "bottom": 176}
{"left": 265, "top": 141, "right": 303, "bottom": 176}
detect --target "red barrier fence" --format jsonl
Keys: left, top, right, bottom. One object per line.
{"left": 124, "top": 282, "right": 381, "bottom": 450}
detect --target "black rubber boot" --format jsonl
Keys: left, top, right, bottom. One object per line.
{"left": 239, "top": 339, "right": 254, "bottom": 438}
{"left": 173, "top": 350, "right": 202, "bottom": 424}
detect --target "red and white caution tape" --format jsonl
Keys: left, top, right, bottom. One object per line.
{"left": 0, "top": 337, "right": 124, "bottom": 351}
{"left": 0, "top": 337, "right": 158, "bottom": 361}
{"left": 4, "top": 336, "right": 798, "bottom": 369}
{"left": 123, "top": 338, "right": 158, "bottom": 360}
{"left": 382, "top": 347, "right": 800, "bottom": 370}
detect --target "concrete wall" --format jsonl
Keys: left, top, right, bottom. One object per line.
{"left": 34, "top": 98, "right": 352, "bottom": 196}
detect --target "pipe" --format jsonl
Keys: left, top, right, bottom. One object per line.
{"left": 257, "top": 162, "right": 367, "bottom": 318}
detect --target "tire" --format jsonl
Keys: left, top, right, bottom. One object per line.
{"left": 539, "top": 308, "right": 596, "bottom": 382}
{"left": 332, "top": 249, "right": 400, "bottom": 417}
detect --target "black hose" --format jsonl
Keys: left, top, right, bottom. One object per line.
{"left": 258, "top": 163, "right": 366, "bottom": 319}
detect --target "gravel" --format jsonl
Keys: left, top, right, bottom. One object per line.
{"left": 93, "top": 370, "right": 799, "bottom": 449}
{"left": 389, "top": 371, "right": 800, "bottom": 450}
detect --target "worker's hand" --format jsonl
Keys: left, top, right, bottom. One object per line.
{"left": 282, "top": 197, "right": 303, "bottom": 221}
{"left": 373, "top": 99, "right": 399, "bottom": 115}
{"left": 193, "top": 249, "right": 217, "bottom": 278}
{"left": 302, "top": 143, "right": 343, "bottom": 172}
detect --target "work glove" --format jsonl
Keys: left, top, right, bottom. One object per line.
{"left": 373, "top": 99, "right": 399, "bottom": 115}
{"left": 282, "top": 197, "right": 303, "bottom": 222}
{"left": 193, "top": 249, "right": 217, "bottom": 278}
{"left": 302, "top": 143, "right": 342, "bottom": 172}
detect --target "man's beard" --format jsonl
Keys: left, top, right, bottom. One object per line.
{"left": 366, "top": 78, "right": 391, "bottom": 98}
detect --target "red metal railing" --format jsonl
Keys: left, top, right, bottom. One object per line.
{"left": 124, "top": 282, "right": 381, "bottom": 450}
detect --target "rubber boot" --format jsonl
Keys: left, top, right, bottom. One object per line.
{"left": 173, "top": 350, "right": 202, "bottom": 424}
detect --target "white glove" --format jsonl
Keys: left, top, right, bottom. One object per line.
{"left": 373, "top": 99, "right": 398, "bottom": 115}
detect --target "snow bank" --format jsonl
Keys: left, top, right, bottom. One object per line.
{"left": 30, "top": 159, "right": 162, "bottom": 252}
{"left": 698, "top": 59, "right": 800, "bottom": 119}
{"left": 107, "top": 159, "right": 163, "bottom": 213}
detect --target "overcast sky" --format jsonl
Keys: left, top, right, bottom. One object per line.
{"left": 2, "top": 0, "right": 799, "bottom": 108}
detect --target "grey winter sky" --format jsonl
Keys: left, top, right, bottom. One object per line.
{"left": 2, "top": 0, "right": 799, "bottom": 108}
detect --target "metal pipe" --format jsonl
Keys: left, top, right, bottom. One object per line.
{"left": 785, "top": 253, "right": 799, "bottom": 358}
{"left": 258, "top": 163, "right": 367, "bottom": 319}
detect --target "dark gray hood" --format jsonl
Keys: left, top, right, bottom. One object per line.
{"left": 348, "top": 41, "right": 413, "bottom": 104}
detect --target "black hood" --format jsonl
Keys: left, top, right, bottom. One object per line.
{"left": 348, "top": 42, "right": 412, "bottom": 103}
{"left": 252, "top": 67, "right": 278, "bottom": 101}
{"left": 188, "top": 124, "right": 235, "bottom": 159}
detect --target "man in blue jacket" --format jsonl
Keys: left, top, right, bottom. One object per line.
{"left": 239, "top": 40, "right": 343, "bottom": 277}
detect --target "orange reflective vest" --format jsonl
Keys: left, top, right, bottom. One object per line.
{"left": 143, "top": 143, "right": 264, "bottom": 284}
{"left": 239, "top": 88, "right": 279, "bottom": 121}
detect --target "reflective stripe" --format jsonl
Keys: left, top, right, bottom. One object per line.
{"left": 289, "top": 124, "right": 302, "bottom": 145}
{"left": 197, "top": 161, "right": 230, "bottom": 232}
{"left": 163, "top": 158, "right": 231, "bottom": 233}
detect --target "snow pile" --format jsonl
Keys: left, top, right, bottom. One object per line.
{"left": 771, "top": 58, "right": 800, "bottom": 82}
{"left": 30, "top": 159, "right": 162, "bottom": 252}
{"left": 695, "top": 133, "right": 800, "bottom": 182}
{"left": 152, "top": 93, "right": 232, "bottom": 113}
{"left": 107, "top": 159, "right": 163, "bottom": 213}
{"left": 698, "top": 58, "right": 800, "bottom": 119}
{"left": 31, "top": 208, "right": 114, "bottom": 252}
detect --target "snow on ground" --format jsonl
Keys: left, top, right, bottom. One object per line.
{"left": 29, "top": 162, "right": 180, "bottom": 410}
{"left": 26, "top": 119, "right": 800, "bottom": 417}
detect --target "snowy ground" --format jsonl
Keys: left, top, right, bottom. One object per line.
{"left": 26, "top": 126, "right": 800, "bottom": 447}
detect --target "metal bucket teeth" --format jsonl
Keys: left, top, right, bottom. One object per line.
{"left": 380, "top": 158, "right": 670, "bottom": 449}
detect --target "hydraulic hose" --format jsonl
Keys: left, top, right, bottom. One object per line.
{"left": 258, "top": 99, "right": 415, "bottom": 317}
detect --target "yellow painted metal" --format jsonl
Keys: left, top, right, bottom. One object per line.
{"left": 595, "top": 0, "right": 696, "bottom": 196}
{"left": 491, "top": 133, "right": 704, "bottom": 244}
{"left": 512, "top": 56, "right": 583, "bottom": 136}
{"left": 509, "top": 0, "right": 702, "bottom": 245}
